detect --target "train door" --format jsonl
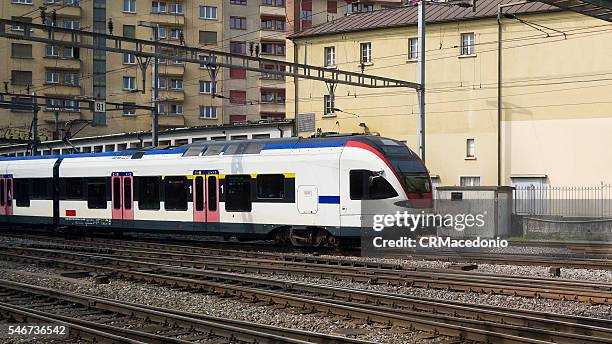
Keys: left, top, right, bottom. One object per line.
{"left": 111, "top": 172, "right": 134, "bottom": 228}
{"left": 193, "top": 171, "right": 220, "bottom": 231}
{"left": 0, "top": 176, "right": 13, "bottom": 218}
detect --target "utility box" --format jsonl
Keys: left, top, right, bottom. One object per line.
{"left": 435, "top": 186, "right": 514, "bottom": 238}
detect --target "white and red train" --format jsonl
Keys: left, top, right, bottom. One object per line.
{"left": 0, "top": 135, "right": 431, "bottom": 246}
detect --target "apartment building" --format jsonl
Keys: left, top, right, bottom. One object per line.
{"left": 0, "top": 0, "right": 224, "bottom": 141}
{"left": 287, "top": 0, "right": 612, "bottom": 187}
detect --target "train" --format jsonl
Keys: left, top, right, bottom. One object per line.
{"left": 0, "top": 135, "right": 432, "bottom": 247}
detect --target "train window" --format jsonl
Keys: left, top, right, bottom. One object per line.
{"left": 124, "top": 178, "right": 132, "bottom": 210}
{"left": 208, "top": 176, "right": 217, "bottom": 211}
{"left": 65, "top": 178, "right": 84, "bottom": 199}
{"left": 350, "top": 170, "right": 398, "bottom": 200}
{"left": 113, "top": 178, "right": 121, "bottom": 209}
{"left": 0, "top": 181, "right": 4, "bottom": 206}
{"left": 164, "top": 176, "right": 188, "bottom": 211}
{"left": 6, "top": 180, "right": 12, "bottom": 204}
{"left": 257, "top": 174, "right": 284, "bottom": 199}
{"left": 203, "top": 144, "right": 225, "bottom": 156}
{"left": 195, "top": 176, "right": 204, "bottom": 211}
{"left": 87, "top": 178, "right": 107, "bottom": 209}
{"left": 139, "top": 177, "right": 160, "bottom": 210}
{"left": 15, "top": 179, "right": 30, "bottom": 207}
{"left": 31, "top": 179, "right": 50, "bottom": 199}
{"left": 225, "top": 175, "right": 252, "bottom": 212}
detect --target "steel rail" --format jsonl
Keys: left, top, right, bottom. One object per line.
{"left": 0, "top": 279, "right": 364, "bottom": 344}
{"left": 1, "top": 249, "right": 611, "bottom": 344}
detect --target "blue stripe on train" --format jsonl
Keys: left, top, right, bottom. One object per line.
{"left": 0, "top": 149, "right": 185, "bottom": 161}
{"left": 263, "top": 141, "right": 346, "bottom": 150}
{"left": 319, "top": 196, "right": 340, "bottom": 204}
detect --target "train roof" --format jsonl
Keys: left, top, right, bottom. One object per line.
{"left": 0, "top": 135, "right": 418, "bottom": 162}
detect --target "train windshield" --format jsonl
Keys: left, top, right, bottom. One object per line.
{"left": 397, "top": 172, "right": 431, "bottom": 195}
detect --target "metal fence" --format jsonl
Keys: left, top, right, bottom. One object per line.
{"left": 513, "top": 184, "right": 612, "bottom": 218}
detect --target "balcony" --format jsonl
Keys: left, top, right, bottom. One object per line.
{"left": 43, "top": 58, "right": 81, "bottom": 70}
{"left": 259, "top": 4, "right": 286, "bottom": 17}
{"left": 259, "top": 101, "right": 285, "bottom": 113}
{"left": 158, "top": 64, "right": 184, "bottom": 76}
{"left": 41, "top": 85, "right": 82, "bottom": 97}
{"left": 147, "top": 13, "right": 185, "bottom": 26}
{"left": 158, "top": 114, "right": 185, "bottom": 127}
{"left": 159, "top": 89, "right": 185, "bottom": 102}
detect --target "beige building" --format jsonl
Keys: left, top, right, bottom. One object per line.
{"left": 287, "top": 0, "right": 612, "bottom": 187}
{"left": 0, "top": 0, "right": 233, "bottom": 142}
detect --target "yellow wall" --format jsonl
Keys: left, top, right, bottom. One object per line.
{"left": 288, "top": 11, "right": 612, "bottom": 186}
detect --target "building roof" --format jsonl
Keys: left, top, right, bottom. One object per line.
{"left": 289, "top": 0, "right": 560, "bottom": 39}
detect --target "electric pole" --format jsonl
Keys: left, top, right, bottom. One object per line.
{"left": 417, "top": 0, "right": 426, "bottom": 163}
{"left": 31, "top": 92, "right": 39, "bottom": 155}
{"left": 152, "top": 25, "right": 160, "bottom": 148}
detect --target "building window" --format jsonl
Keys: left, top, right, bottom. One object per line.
{"left": 123, "top": 0, "right": 136, "bottom": 13}
{"left": 408, "top": 37, "right": 418, "bottom": 60}
{"left": 64, "top": 0, "right": 80, "bottom": 5}
{"left": 46, "top": 45, "right": 60, "bottom": 57}
{"left": 199, "top": 81, "right": 214, "bottom": 94}
{"left": 123, "top": 102, "right": 136, "bottom": 116}
{"left": 11, "top": 71, "right": 32, "bottom": 85}
{"left": 461, "top": 32, "right": 475, "bottom": 56}
{"left": 324, "top": 95, "right": 334, "bottom": 116}
{"left": 230, "top": 16, "right": 247, "bottom": 30}
{"left": 64, "top": 99, "right": 78, "bottom": 111}
{"left": 460, "top": 176, "right": 480, "bottom": 186}
{"left": 11, "top": 43, "right": 32, "bottom": 58}
{"left": 123, "top": 76, "right": 136, "bottom": 90}
{"left": 327, "top": 0, "right": 337, "bottom": 13}
{"left": 360, "top": 42, "right": 372, "bottom": 64}
{"left": 158, "top": 27, "right": 167, "bottom": 39}
{"left": 170, "top": 2, "right": 183, "bottom": 13}
{"left": 230, "top": 0, "right": 247, "bottom": 4}
{"left": 466, "top": 138, "right": 475, "bottom": 158}
{"left": 170, "top": 28, "right": 181, "bottom": 40}
{"left": 261, "top": 17, "right": 285, "bottom": 31}
{"left": 45, "top": 98, "right": 61, "bottom": 110}
{"left": 123, "top": 25, "right": 136, "bottom": 38}
{"left": 12, "top": 0, "right": 33, "bottom": 4}
{"left": 152, "top": 1, "right": 167, "bottom": 13}
{"left": 348, "top": 2, "right": 373, "bottom": 13}
{"left": 324, "top": 46, "right": 335, "bottom": 67}
{"left": 261, "top": 89, "right": 284, "bottom": 104}
{"left": 261, "top": 64, "right": 285, "bottom": 80}
{"left": 10, "top": 16, "right": 32, "bottom": 31}
{"left": 123, "top": 53, "right": 136, "bottom": 64}
{"left": 199, "top": 106, "right": 217, "bottom": 119}
{"left": 63, "top": 47, "right": 79, "bottom": 59}
{"left": 350, "top": 170, "right": 398, "bottom": 200}
{"left": 170, "top": 103, "right": 183, "bottom": 115}
{"left": 139, "top": 177, "right": 160, "bottom": 210}
{"left": 225, "top": 175, "right": 252, "bottom": 212}
{"left": 199, "top": 6, "right": 217, "bottom": 19}
{"left": 170, "top": 79, "right": 183, "bottom": 90}
{"left": 261, "top": 42, "right": 285, "bottom": 56}
{"left": 164, "top": 176, "right": 187, "bottom": 211}
{"left": 229, "top": 90, "right": 247, "bottom": 104}
{"left": 158, "top": 78, "right": 167, "bottom": 89}
{"left": 262, "top": 0, "right": 284, "bottom": 6}
{"left": 63, "top": 20, "right": 80, "bottom": 30}
{"left": 157, "top": 103, "right": 166, "bottom": 114}
{"left": 63, "top": 72, "right": 79, "bottom": 86}
{"left": 46, "top": 71, "right": 60, "bottom": 84}
{"left": 230, "top": 41, "right": 246, "bottom": 55}
{"left": 257, "top": 174, "right": 284, "bottom": 199}
{"left": 87, "top": 178, "right": 107, "bottom": 209}
{"left": 199, "top": 31, "right": 217, "bottom": 44}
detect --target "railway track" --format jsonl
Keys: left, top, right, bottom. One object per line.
{"left": 0, "top": 278, "right": 370, "bottom": 344}
{"left": 1, "top": 245, "right": 611, "bottom": 344}
{"left": 20, "top": 241, "right": 612, "bottom": 304}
